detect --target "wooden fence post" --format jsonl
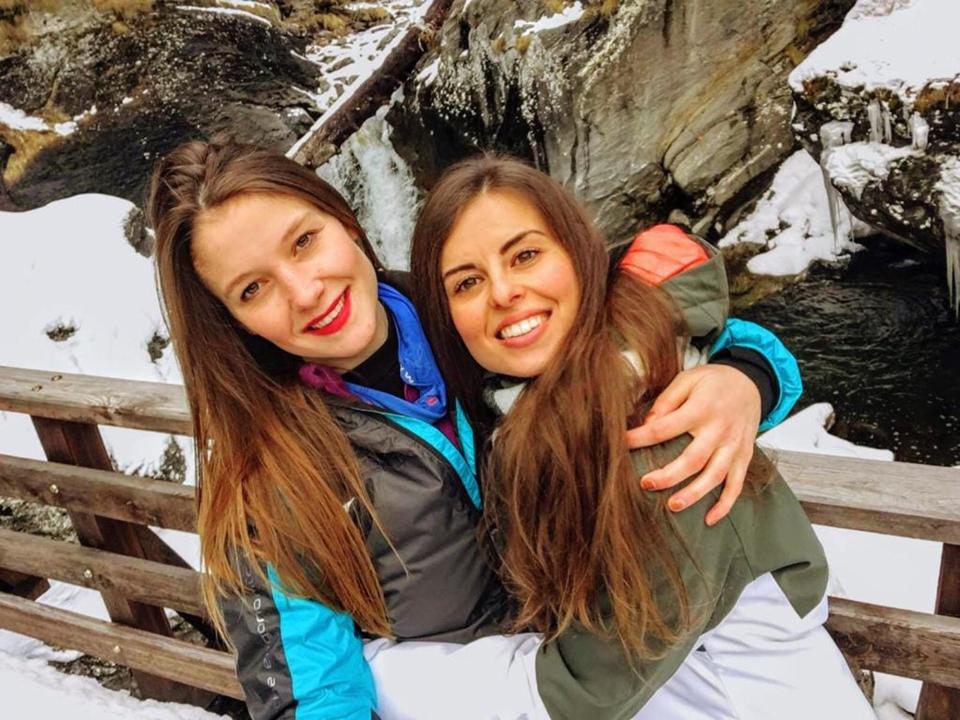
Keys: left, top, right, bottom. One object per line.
{"left": 917, "top": 543, "right": 960, "bottom": 720}
{"left": 30, "top": 416, "right": 212, "bottom": 705}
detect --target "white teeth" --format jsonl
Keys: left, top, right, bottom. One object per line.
{"left": 310, "top": 294, "right": 345, "bottom": 330}
{"left": 498, "top": 314, "right": 546, "bottom": 339}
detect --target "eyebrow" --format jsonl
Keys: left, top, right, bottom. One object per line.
{"left": 441, "top": 230, "right": 545, "bottom": 281}
{"left": 223, "top": 210, "right": 311, "bottom": 297}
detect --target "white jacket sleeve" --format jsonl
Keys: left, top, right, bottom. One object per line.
{"left": 363, "top": 634, "right": 549, "bottom": 720}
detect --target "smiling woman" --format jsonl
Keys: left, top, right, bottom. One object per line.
{"left": 191, "top": 193, "right": 388, "bottom": 370}
{"left": 440, "top": 190, "right": 580, "bottom": 378}
{"left": 409, "top": 154, "right": 875, "bottom": 720}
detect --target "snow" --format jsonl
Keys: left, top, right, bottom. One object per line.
{"left": 0, "top": 194, "right": 190, "bottom": 478}
{"left": 789, "top": 0, "right": 960, "bottom": 109}
{"left": 824, "top": 141, "right": 915, "bottom": 201}
{"left": 175, "top": 5, "right": 272, "bottom": 26}
{"left": 0, "top": 101, "right": 78, "bottom": 137}
{"left": 759, "top": 404, "right": 941, "bottom": 719}
{"left": 514, "top": 1, "right": 585, "bottom": 34}
{"left": 2, "top": 652, "right": 224, "bottom": 720}
{"left": 0, "top": 101, "right": 48, "bottom": 132}
{"left": 719, "top": 149, "right": 872, "bottom": 276}
{"left": 287, "top": 0, "right": 429, "bottom": 160}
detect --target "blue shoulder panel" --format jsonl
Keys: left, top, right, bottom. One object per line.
{"left": 709, "top": 318, "right": 803, "bottom": 431}
{"left": 383, "top": 401, "right": 482, "bottom": 509}
{"left": 267, "top": 567, "right": 376, "bottom": 720}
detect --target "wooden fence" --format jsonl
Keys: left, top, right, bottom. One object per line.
{"left": 0, "top": 365, "right": 958, "bottom": 717}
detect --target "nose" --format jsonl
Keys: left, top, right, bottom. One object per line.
{"left": 488, "top": 271, "right": 523, "bottom": 308}
{"left": 279, "top": 265, "right": 323, "bottom": 311}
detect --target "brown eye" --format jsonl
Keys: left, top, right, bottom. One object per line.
{"left": 514, "top": 249, "right": 540, "bottom": 265}
{"left": 240, "top": 281, "right": 260, "bottom": 301}
{"left": 295, "top": 232, "right": 314, "bottom": 250}
{"left": 454, "top": 276, "right": 480, "bottom": 294}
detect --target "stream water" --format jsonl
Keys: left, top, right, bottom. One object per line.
{"left": 740, "top": 240, "right": 960, "bottom": 467}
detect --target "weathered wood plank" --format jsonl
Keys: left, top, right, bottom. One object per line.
{"left": 0, "top": 592, "right": 242, "bottom": 699}
{"left": 774, "top": 449, "right": 960, "bottom": 544}
{"left": 0, "top": 454, "right": 196, "bottom": 531}
{"left": 917, "top": 544, "right": 960, "bottom": 720}
{"left": 0, "top": 528, "right": 204, "bottom": 616}
{"left": 826, "top": 597, "right": 960, "bottom": 688}
{"left": 31, "top": 417, "right": 189, "bottom": 702}
{"left": 0, "top": 366, "right": 189, "bottom": 435}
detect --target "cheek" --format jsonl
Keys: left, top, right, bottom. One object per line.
{"left": 449, "top": 300, "right": 486, "bottom": 348}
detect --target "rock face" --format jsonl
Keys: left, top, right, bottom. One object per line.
{"left": 789, "top": 0, "right": 960, "bottom": 262}
{"left": 0, "top": 1, "right": 324, "bottom": 210}
{"left": 389, "top": 0, "right": 854, "bottom": 243}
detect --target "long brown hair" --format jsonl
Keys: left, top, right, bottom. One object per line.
{"left": 411, "top": 155, "right": 697, "bottom": 657}
{"left": 148, "top": 139, "right": 391, "bottom": 640}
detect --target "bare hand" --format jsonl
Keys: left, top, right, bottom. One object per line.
{"left": 625, "top": 364, "right": 762, "bottom": 525}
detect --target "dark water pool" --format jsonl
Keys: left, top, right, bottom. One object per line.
{"left": 739, "top": 240, "right": 960, "bottom": 467}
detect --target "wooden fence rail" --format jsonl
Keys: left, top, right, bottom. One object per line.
{"left": 0, "top": 366, "right": 958, "bottom": 718}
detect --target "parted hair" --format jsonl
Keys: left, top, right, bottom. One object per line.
{"left": 410, "top": 155, "right": 696, "bottom": 657}
{"left": 148, "top": 139, "right": 391, "bottom": 642}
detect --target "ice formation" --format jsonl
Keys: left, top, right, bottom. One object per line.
{"left": 819, "top": 121, "right": 855, "bottom": 251}
{"left": 867, "top": 99, "right": 893, "bottom": 144}
{"left": 318, "top": 109, "right": 421, "bottom": 271}
{"left": 908, "top": 112, "right": 929, "bottom": 151}
{"left": 935, "top": 158, "right": 960, "bottom": 315}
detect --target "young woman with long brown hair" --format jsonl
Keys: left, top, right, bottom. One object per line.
{"left": 149, "top": 139, "right": 804, "bottom": 720}
{"left": 407, "top": 155, "right": 874, "bottom": 719}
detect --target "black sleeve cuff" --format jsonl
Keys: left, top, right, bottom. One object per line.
{"left": 708, "top": 346, "right": 779, "bottom": 420}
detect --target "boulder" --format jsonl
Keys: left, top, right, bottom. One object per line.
{"left": 388, "top": 0, "right": 854, "bottom": 243}
{"left": 789, "top": 0, "right": 960, "bottom": 264}
{"left": 0, "top": 1, "right": 324, "bottom": 210}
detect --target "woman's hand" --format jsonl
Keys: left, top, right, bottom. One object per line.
{"left": 625, "top": 364, "right": 762, "bottom": 526}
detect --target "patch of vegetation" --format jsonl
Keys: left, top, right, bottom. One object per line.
{"left": 152, "top": 436, "right": 187, "bottom": 484}
{"left": 0, "top": 496, "right": 76, "bottom": 541}
{"left": 45, "top": 320, "right": 78, "bottom": 342}
{"left": 146, "top": 330, "right": 170, "bottom": 363}
{"left": 90, "top": 0, "right": 154, "bottom": 20}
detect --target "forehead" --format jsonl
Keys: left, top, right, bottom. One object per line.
{"left": 442, "top": 190, "right": 552, "bottom": 261}
{"left": 191, "top": 193, "right": 316, "bottom": 290}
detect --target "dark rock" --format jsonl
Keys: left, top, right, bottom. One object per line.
{"left": 1, "top": 4, "right": 324, "bottom": 209}
{"left": 388, "top": 0, "right": 854, "bottom": 243}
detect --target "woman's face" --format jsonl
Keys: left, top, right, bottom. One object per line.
{"left": 192, "top": 192, "right": 387, "bottom": 371}
{"left": 440, "top": 190, "right": 580, "bottom": 378}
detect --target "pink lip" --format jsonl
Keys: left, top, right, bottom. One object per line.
{"left": 494, "top": 310, "right": 550, "bottom": 349}
{"left": 304, "top": 288, "right": 351, "bottom": 336}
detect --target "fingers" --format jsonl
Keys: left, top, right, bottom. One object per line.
{"left": 664, "top": 445, "right": 733, "bottom": 511}
{"left": 627, "top": 403, "right": 702, "bottom": 449}
{"left": 646, "top": 370, "right": 697, "bottom": 419}
{"left": 640, "top": 432, "right": 717, "bottom": 490}
{"left": 704, "top": 453, "right": 748, "bottom": 526}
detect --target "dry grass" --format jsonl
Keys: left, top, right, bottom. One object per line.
{"left": 2, "top": 128, "right": 62, "bottom": 187}
{"left": 515, "top": 32, "right": 531, "bottom": 54}
{"left": 1, "top": 105, "right": 71, "bottom": 186}
{"left": 351, "top": 7, "right": 390, "bottom": 24}
{"left": 584, "top": 0, "right": 620, "bottom": 18}
{"left": 90, "top": 0, "right": 154, "bottom": 20}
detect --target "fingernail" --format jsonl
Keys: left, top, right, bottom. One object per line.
{"left": 669, "top": 497, "right": 685, "bottom": 511}
{"left": 641, "top": 478, "right": 655, "bottom": 491}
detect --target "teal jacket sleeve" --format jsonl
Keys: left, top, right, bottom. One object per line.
{"left": 220, "top": 560, "right": 377, "bottom": 720}
{"left": 709, "top": 319, "right": 803, "bottom": 431}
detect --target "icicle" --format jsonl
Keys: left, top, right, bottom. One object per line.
{"left": 937, "top": 159, "right": 960, "bottom": 318}
{"left": 867, "top": 99, "right": 893, "bottom": 144}
{"left": 944, "top": 213, "right": 960, "bottom": 317}
{"left": 819, "top": 121, "right": 856, "bottom": 252}
{"left": 909, "top": 112, "right": 930, "bottom": 151}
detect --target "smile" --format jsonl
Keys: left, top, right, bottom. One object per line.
{"left": 497, "top": 312, "right": 548, "bottom": 339}
{"left": 305, "top": 288, "right": 351, "bottom": 336}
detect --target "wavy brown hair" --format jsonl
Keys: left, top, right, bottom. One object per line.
{"left": 148, "top": 139, "right": 391, "bottom": 641}
{"left": 411, "top": 155, "right": 699, "bottom": 657}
